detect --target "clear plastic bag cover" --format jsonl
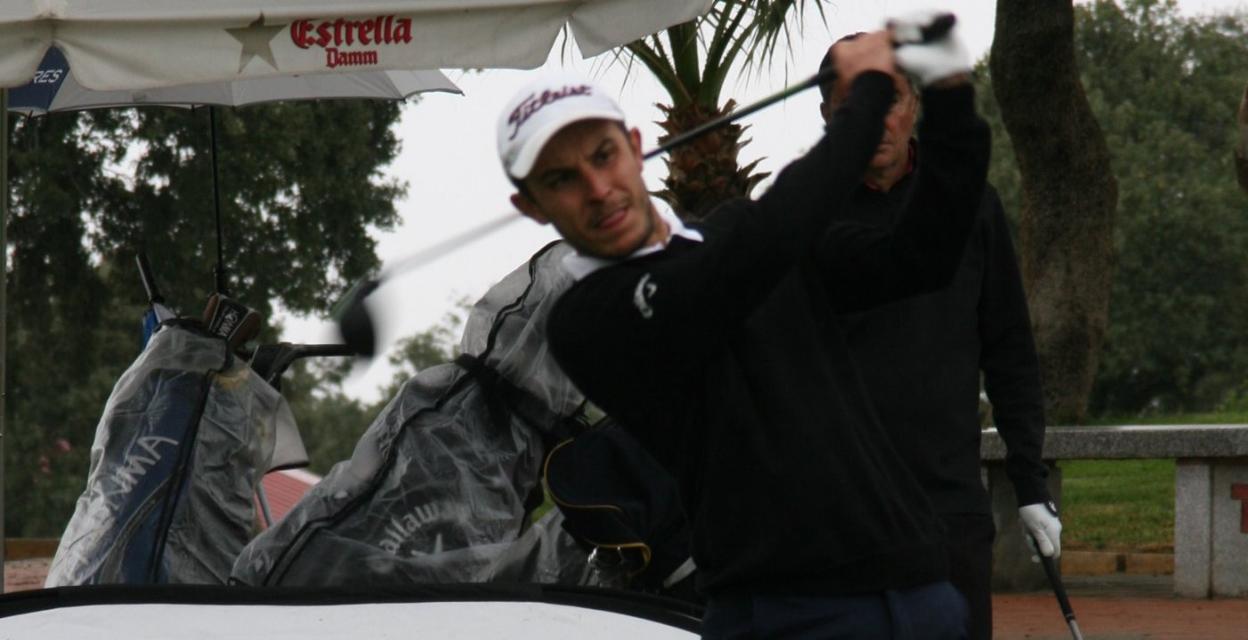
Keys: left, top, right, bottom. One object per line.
{"left": 461, "top": 242, "right": 584, "bottom": 418}
{"left": 46, "top": 324, "right": 287, "bottom": 586}
{"left": 232, "top": 243, "right": 600, "bottom": 587}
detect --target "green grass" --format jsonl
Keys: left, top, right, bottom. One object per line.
{"left": 1058, "top": 411, "right": 1248, "bottom": 552}
{"left": 1059, "top": 458, "right": 1174, "bottom": 552}
{"left": 1058, "top": 411, "right": 1248, "bottom": 551}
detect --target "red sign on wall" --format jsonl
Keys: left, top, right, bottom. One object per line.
{"left": 1232, "top": 483, "right": 1248, "bottom": 534}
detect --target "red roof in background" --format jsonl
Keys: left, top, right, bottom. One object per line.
{"left": 258, "top": 468, "right": 321, "bottom": 527}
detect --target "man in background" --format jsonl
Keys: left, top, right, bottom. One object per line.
{"left": 818, "top": 35, "right": 1062, "bottom": 640}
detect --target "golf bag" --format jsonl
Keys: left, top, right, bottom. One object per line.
{"left": 232, "top": 241, "right": 604, "bottom": 587}
{"left": 45, "top": 320, "right": 302, "bottom": 586}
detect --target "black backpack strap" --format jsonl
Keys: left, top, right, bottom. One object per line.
{"left": 542, "top": 418, "right": 698, "bottom": 598}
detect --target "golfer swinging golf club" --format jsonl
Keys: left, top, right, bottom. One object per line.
{"left": 500, "top": 13, "right": 986, "bottom": 639}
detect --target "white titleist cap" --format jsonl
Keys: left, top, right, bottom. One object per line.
{"left": 497, "top": 72, "right": 626, "bottom": 180}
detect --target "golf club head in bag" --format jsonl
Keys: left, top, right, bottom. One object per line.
{"left": 202, "top": 292, "right": 263, "bottom": 352}
{"left": 45, "top": 258, "right": 299, "bottom": 586}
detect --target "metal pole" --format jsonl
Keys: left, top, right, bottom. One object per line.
{"left": 209, "top": 106, "right": 226, "bottom": 296}
{"left": 1, "top": 87, "right": 9, "bottom": 592}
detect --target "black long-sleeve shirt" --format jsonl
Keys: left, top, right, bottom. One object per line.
{"left": 548, "top": 73, "right": 991, "bottom": 596}
{"left": 836, "top": 178, "right": 1051, "bottom": 515}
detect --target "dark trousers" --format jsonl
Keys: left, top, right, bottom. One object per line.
{"left": 701, "top": 580, "right": 967, "bottom": 639}
{"left": 942, "top": 513, "right": 996, "bottom": 640}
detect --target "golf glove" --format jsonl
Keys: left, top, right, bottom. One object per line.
{"left": 1019, "top": 501, "right": 1063, "bottom": 559}
{"left": 888, "top": 11, "right": 971, "bottom": 86}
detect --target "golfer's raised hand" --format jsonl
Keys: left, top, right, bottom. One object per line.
{"left": 1019, "top": 501, "right": 1063, "bottom": 559}
{"left": 889, "top": 10, "right": 971, "bottom": 87}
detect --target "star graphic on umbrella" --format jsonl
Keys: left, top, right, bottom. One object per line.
{"left": 227, "top": 14, "right": 286, "bottom": 73}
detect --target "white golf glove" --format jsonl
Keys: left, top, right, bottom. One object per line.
{"left": 888, "top": 11, "right": 971, "bottom": 86}
{"left": 1019, "top": 501, "right": 1063, "bottom": 559}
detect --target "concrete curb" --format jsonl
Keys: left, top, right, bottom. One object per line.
{"left": 1063, "top": 550, "right": 1174, "bottom": 576}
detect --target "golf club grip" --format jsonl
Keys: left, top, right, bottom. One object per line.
{"left": 135, "top": 252, "right": 164, "bottom": 304}
{"left": 916, "top": 14, "right": 956, "bottom": 45}
{"left": 1039, "top": 554, "right": 1075, "bottom": 617}
{"left": 1029, "top": 533, "right": 1083, "bottom": 639}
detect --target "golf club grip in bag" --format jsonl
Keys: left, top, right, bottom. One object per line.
{"left": 46, "top": 321, "right": 295, "bottom": 586}
{"left": 544, "top": 418, "right": 699, "bottom": 601}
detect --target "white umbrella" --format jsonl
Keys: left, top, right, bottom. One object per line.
{"left": 0, "top": 0, "right": 714, "bottom": 91}
{"left": 8, "top": 47, "right": 461, "bottom": 114}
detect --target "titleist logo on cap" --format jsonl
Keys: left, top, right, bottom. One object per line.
{"left": 507, "top": 84, "right": 593, "bottom": 140}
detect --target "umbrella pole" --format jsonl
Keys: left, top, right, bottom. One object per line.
{"left": 1, "top": 87, "right": 9, "bottom": 591}
{"left": 209, "top": 106, "right": 227, "bottom": 295}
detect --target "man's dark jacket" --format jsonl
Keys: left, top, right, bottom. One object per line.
{"left": 548, "top": 73, "right": 991, "bottom": 596}
{"left": 836, "top": 176, "right": 1050, "bottom": 515}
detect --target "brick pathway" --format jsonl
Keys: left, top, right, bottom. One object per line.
{"left": 994, "top": 593, "right": 1248, "bottom": 639}
{"left": 994, "top": 576, "right": 1248, "bottom": 639}
{"left": 3, "top": 559, "right": 50, "bottom": 593}
{"left": 6, "top": 560, "right": 1248, "bottom": 638}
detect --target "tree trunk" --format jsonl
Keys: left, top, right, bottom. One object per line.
{"left": 991, "top": 1, "right": 1118, "bottom": 425}
{"left": 1236, "top": 83, "right": 1247, "bottom": 194}
{"left": 656, "top": 99, "right": 767, "bottom": 221}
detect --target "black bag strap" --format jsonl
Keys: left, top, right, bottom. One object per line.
{"left": 542, "top": 419, "right": 697, "bottom": 595}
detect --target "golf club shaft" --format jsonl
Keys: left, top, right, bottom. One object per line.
{"left": 380, "top": 212, "right": 524, "bottom": 280}
{"left": 642, "top": 66, "right": 835, "bottom": 161}
{"left": 1032, "top": 536, "right": 1084, "bottom": 640}
{"left": 643, "top": 13, "right": 955, "bottom": 161}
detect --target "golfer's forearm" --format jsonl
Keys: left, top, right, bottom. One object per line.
{"left": 681, "top": 71, "right": 893, "bottom": 320}
{"left": 751, "top": 71, "right": 893, "bottom": 252}
{"left": 816, "top": 84, "right": 989, "bottom": 311}
{"left": 902, "top": 83, "right": 991, "bottom": 283}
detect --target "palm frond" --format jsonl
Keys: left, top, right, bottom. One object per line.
{"left": 625, "top": 38, "right": 688, "bottom": 105}
{"left": 604, "top": 0, "right": 830, "bottom": 108}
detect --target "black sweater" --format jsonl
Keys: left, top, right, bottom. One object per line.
{"left": 548, "top": 73, "right": 991, "bottom": 596}
{"left": 836, "top": 177, "right": 1050, "bottom": 515}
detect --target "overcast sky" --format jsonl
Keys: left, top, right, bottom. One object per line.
{"left": 281, "top": 0, "right": 1245, "bottom": 401}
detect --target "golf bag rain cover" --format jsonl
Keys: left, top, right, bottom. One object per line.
{"left": 46, "top": 323, "right": 293, "bottom": 586}
{"left": 232, "top": 242, "right": 605, "bottom": 588}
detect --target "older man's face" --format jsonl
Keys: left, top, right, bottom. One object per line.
{"left": 511, "top": 119, "right": 661, "bottom": 259}
{"left": 823, "top": 71, "right": 918, "bottom": 177}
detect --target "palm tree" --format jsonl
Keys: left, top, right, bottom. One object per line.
{"left": 621, "top": 1, "right": 829, "bottom": 220}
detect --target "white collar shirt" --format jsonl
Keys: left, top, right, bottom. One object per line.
{"left": 561, "top": 197, "right": 703, "bottom": 281}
